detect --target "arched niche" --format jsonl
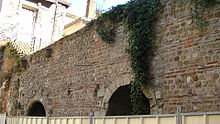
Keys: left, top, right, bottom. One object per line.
{"left": 106, "top": 85, "right": 150, "bottom": 116}
{"left": 27, "top": 101, "right": 46, "bottom": 116}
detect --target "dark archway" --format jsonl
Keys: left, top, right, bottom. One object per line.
{"left": 106, "top": 85, "right": 150, "bottom": 116}
{"left": 27, "top": 101, "right": 46, "bottom": 116}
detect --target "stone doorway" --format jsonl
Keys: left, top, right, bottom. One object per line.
{"left": 27, "top": 101, "right": 46, "bottom": 116}
{"left": 106, "top": 85, "right": 150, "bottom": 116}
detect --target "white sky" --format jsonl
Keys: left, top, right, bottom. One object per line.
{"left": 67, "top": 0, "right": 130, "bottom": 17}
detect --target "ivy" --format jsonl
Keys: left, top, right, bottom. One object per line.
{"left": 87, "top": 0, "right": 162, "bottom": 114}
{"left": 9, "top": 47, "right": 20, "bottom": 58}
{"left": 173, "top": 0, "right": 218, "bottom": 31}
{"left": 86, "top": 0, "right": 220, "bottom": 114}
{"left": 190, "top": 0, "right": 217, "bottom": 30}
{"left": 7, "top": 45, "right": 28, "bottom": 69}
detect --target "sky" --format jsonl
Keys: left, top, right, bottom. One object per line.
{"left": 67, "top": 0, "right": 130, "bottom": 17}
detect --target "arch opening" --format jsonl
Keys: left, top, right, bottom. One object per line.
{"left": 27, "top": 101, "right": 46, "bottom": 116}
{"left": 106, "top": 85, "right": 150, "bottom": 116}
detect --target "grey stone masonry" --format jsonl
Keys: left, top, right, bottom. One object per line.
{"left": 0, "top": 0, "right": 220, "bottom": 116}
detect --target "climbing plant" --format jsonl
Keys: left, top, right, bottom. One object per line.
{"left": 87, "top": 0, "right": 219, "bottom": 115}
{"left": 190, "top": 0, "right": 217, "bottom": 30}
{"left": 88, "top": 0, "right": 219, "bottom": 115}
{"left": 87, "top": 0, "right": 162, "bottom": 114}
{"left": 173, "top": 0, "right": 218, "bottom": 31}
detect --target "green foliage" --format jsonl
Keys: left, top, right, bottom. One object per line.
{"left": 130, "top": 81, "right": 149, "bottom": 115}
{"left": 89, "top": 0, "right": 162, "bottom": 114}
{"left": 9, "top": 47, "right": 20, "bottom": 58}
{"left": 173, "top": 0, "right": 218, "bottom": 31}
{"left": 8, "top": 47, "right": 27, "bottom": 68}
{"left": 190, "top": 0, "right": 216, "bottom": 31}
{"left": 93, "top": 4, "right": 125, "bottom": 43}
{"left": 96, "top": 24, "right": 115, "bottom": 43}
{"left": 90, "top": 0, "right": 218, "bottom": 114}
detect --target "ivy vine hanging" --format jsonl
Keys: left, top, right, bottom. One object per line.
{"left": 87, "top": 0, "right": 219, "bottom": 114}
{"left": 87, "top": 0, "right": 162, "bottom": 114}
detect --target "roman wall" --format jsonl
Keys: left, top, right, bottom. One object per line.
{"left": 0, "top": 0, "right": 220, "bottom": 116}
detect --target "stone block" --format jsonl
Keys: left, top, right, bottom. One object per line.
{"left": 155, "top": 91, "right": 162, "bottom": 99}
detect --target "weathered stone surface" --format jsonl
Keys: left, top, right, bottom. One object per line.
{"left": 1, "top": 25, "right": 132, "bottom": 116}
{"left": 152, "top": 0, "right": 220, "bottom": 114}
{"left": 0, "top": 0, "right": 220, "bottom": 116}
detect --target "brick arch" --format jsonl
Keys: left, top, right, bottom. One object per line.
{"left": 95, "top": 74, "right": 133, "bottom": 115}
{"left": 100, "top": 75, "right": 155, "bottom": 115}
{"left": 106, "top": 85, "right": 133, "bottom": 115}
{"left": 100, "top": 74, "right": 132, "bottom": 115}
{"left": 104, "top": 82, "right": 130, "bottom": 106}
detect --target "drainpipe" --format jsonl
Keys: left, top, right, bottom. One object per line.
{"left": 51, "top": 1, "right": 58, "bottom": 43}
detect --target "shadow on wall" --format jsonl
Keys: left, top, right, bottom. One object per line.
{"left": 27, "top": 101, "right": 46, "bottom": 116}
{"left": 106, "top": 85, "right": 150, "bottom": 116}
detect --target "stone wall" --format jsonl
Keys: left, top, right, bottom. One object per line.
{"left": 0, "top": 44, "right": 19, "bottom": 114}
{"left": 150, "top": 0, "right": 220, "bottom": 114}
{"left": 5, "top": 25, "right": 132, "bottom": 116}
{"left": 1, "top": 0, "right": 220, "bottom": 116}
{"left": 0, "top": 46, "right": 5, "bottom": 113}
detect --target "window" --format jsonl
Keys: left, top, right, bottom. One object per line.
{"left": 17, "top": 6, "right": 38, "bottom": 45}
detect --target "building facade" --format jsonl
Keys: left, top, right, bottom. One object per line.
{"left": 0, "top": 0, "right": 70, "bottom": 53}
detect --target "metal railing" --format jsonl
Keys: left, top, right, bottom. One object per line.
{"left": 5, "top": 111, "right": 220, "bottom": 124}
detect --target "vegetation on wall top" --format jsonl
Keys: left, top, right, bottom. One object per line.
{"left": 87, "top": 0, "right": 218, "bottom": 114}
{"left": 88, "top": 0, "right": 162, "bottom": 115}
